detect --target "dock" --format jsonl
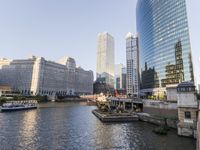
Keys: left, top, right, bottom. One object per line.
{"left": 92, "top": 109, "right": 138, "bottom": 122}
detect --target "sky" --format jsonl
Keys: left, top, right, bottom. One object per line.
{"left": 0, "top": 0, "right": 199, "bottom": 84}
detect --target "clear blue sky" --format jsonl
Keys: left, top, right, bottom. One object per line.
{"left": 0, "top": 0, "right": 199, "bottom": 84}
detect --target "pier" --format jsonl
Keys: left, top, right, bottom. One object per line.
{"left": 108, "top": 97, "right": 143, "bottom": 112}
{"left": 92, "top": 109, "right": 138, "bottom": 122}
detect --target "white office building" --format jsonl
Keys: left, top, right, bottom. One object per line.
{"left": 126, "top": 32, "right": 140, "bottom": 97}
{"left": 0, "top": 56, "right": 93, "bottom": 97}
{"left": 96, "top": 32, "right": 115, "bottom": 88}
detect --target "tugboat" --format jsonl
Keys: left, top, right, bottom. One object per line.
{"left": 0, "top": 100, "right": 38, "bottom": 112}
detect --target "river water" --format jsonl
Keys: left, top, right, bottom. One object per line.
{"left": 0, "top": 102, "right": 196, "bottom": 150}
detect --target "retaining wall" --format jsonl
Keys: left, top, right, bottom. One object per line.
{"left": 137, "top": 113, "right": 177, "bottom": 129}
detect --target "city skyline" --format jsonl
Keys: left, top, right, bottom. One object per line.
{"left": 0, "top": 1, "right": 199, "bottom": 148}
{"left": 0, "top": 0, "right": 199, "bottom": 84}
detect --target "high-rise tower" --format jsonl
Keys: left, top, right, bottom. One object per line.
{"left": 137, "top": 0, "right": 194, "bottom": 97}
{"left": 96, "top": 32, "right": 115, "bottom": 88}
{"left": 126, "top": 32, "right": 140, "bottom": 97}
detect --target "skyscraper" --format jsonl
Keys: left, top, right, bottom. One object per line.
{"left": 137, "top": 0, "right": 194, "bottom": 97}
{"left": 115, "top": 64, "right": 124, "bottom": 89}
{"left": 96, "top": 32, "right": 115, "bottom": 88}
{"left": 126, "top": 32, "right": 140, "bottom": 97}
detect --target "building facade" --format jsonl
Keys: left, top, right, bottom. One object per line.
{"left": 96, "top": 32, "right": 115, "bottom": 88}
{"left": 137, "top": 0, "right": 194, "bottom": 97}
{"left": 121, "top": 67, "right": 127, "bottom": 90}
{"left": 115, "top": 64, "right": 124, "bottom": 90}
{"left": 0, "top": 56, "right": 93, "bottom": 97}
{"left": 75, "top": 66, "right": 93, "bottom": 95}
{"left": 126, "top": 32, "right": 140, "bottom": 97}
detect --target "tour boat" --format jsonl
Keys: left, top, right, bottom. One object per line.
{"left": 0, "top": 100, "right": 38, "bottom": 112}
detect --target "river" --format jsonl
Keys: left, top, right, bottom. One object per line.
{"left": 0, "top": 102, "right": 196, "bottom": 150}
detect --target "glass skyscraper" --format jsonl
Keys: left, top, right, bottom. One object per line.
{"left": 137, "top": 0, "right": 194, "bottom": 97}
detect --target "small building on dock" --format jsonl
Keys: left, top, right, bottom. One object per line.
{"left": 177, "top": 82, "right": 198, "bottom": 138}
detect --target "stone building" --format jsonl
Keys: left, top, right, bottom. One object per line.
{"left": 0, "top": 56, "right": 93, "bottom": 97}
{"left": 75, "top": 66, "right": 93, "bottom": 95}
{"left": 177, "top": 82, "right": 198, "bottom": 138}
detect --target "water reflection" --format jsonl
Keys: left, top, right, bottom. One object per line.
{"left": 0, "top": 103, "right": 196, "bottom": 150}
{"left": 19, "top": 110, "right": 38, "bottom": 149}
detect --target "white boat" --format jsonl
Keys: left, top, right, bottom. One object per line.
{"left": 0, "top": 100, "right": 38, "bottom": 112}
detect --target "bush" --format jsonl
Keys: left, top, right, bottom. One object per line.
{"left": 153, "top": 126, "right": 169, "bottom": 135}
{"left": 35, "top": 95, "right": 48, "bottom": 102}
{"left": 0, "top": 97, "right": 7, "bottom": 105}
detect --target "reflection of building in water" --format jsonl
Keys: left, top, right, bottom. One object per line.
{"left": 20, "top": 110, "right": 37, "bottom": 148}
{"left": 162, "top": 41, "right": 184, "bottom": 87}
{"left": 141, "top": 62, "right": 159, "bottom": 90}
{"left": 141, "top": 63, "right": 162, "bottom": 98}
{"left": 93, "top": 77, "right": 114, "bottom": 96}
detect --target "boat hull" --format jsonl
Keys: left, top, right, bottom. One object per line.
{"left": 1, "top": 106, "right": 37, "bottom": 112}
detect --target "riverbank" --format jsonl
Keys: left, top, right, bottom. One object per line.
{"left": 55, "top": 97, "right": 87, "bottom": 102}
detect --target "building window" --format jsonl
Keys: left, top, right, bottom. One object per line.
{"left": 185, "top": 111, "right": 191, "bottom": 119}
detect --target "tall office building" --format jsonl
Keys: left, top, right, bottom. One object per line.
{"left": 126, "top": 32, "right": 140, "bottom": 97}
{"left": 96, "top": 32, "right": 115, "bottom": 88}
{"left": 137, "top": 0, "right": 194, "bottom": 97}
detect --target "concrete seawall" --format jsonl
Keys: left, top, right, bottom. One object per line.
{"left": 143, "top": 100, "right": 177, "bottom": 110}
{"left": 137, "top": 113, "right": 178, "bottom": 129}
